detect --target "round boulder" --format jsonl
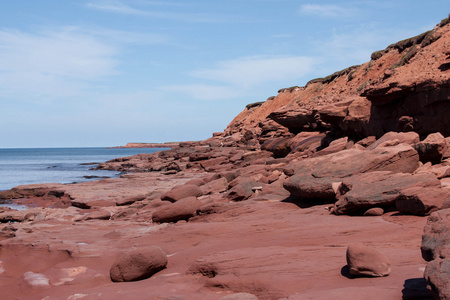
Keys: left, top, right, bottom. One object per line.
{"left": 110, "top": 246, "right": 168, "bottom": 282}
{"left": 346, "top": 244, "right": 391, "bottom": 277}
{"left": 152, "top": 197, "right": 202, "bottom": 223}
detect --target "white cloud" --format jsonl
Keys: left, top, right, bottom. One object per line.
{"left": 300, "top": 4, "right": 358, "bottom": 17}
{"left": 0, "top": 27, "right": 118, "bottom": 100}
{"left": 189, "top": 55, "right": 318, "bottom": 88}
{"left": 161, "top": 84, "right": 242, "bottom": 101}
{"left": 86, "top": 0, "right": 236, "bottom": 23}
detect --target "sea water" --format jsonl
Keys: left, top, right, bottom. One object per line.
{"left": 0, "top": 147, "right": 168, "bottom": 191}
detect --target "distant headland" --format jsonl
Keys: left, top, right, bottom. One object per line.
{"left": 111, "top": 142, "right": 180, "bottom": 148}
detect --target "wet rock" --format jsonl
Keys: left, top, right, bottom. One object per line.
{"left": 110, "top": 246, "right": 167, "bottom": 282}
{"left": 346, "top": 244, "right": 391, "bottom": 277}
{"left": 152, "top": 197, "right": 202, "bottom": 223}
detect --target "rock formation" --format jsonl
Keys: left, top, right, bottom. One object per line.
{"left": 1, "top": 15, "right": 450, "bottom": 300}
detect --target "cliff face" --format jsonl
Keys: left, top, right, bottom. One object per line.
{"left": 221, "top": 18, "right": 450, "bottom": 149}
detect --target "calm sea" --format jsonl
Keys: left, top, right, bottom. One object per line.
{"left": 0, "top": 147, "right": 168, "bottom": 191}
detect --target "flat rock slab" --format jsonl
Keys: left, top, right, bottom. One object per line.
{"left": 334, "top": 171, "right": 441, "bottom": 215}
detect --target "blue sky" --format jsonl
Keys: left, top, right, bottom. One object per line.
{"left": 0, "top": 1, "right": 449, "bottom": 148}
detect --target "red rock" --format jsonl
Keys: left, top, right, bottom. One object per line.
{"left": 152, "top": 197, "right": 202, "bottom": 223}
{"left": 200, "top": 177, "right": 229, "bottom": 195}
{"left": 286, "top": 143, "right": 419, "bottom": 179}
{"left": 218, "top": 293, "right": 259, "bottom": 300}
{"left": 283, "top": 175, "right": 336, "bottom": 200}
{"left": 334, "top": 172, "right": 441, "bottom": 215}
{"left": 161, "top": 184, "right": 203, "bottom": 203}
{"left": 421, "top": 208, "right": 450, "bottom": 262}
{"left": 110, "top": 246, "right": 167, "bottom": 282}
{"left": 116, "top": 195, "right": 146, "bottom": 206}
{"left": 414, "top": 132, "right": 448, "bottom": 164}
{"left": 226, "top": 181, "right": 262, "bottom": 201}
{"left": 363, "top": 207, "right": 384, "bottom": 216}
{"left": 83, "top": 210, "right": 111, "bottom": 221}
{"left": 423, "top": 258, "right": 450, "bottom": 300}
{"left": 346, "top": 244, "right": 391, "bottom": 277}
{"left": 396, "top": 187, "right": 448, "bottom": 216}
{"left": 367, "top": 131, "right": 420, "bottom": 150}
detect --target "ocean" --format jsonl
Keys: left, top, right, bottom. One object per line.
{"left": 0, "top": 147, "right": 168, "bottom": 191}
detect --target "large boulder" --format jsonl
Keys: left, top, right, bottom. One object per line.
{"left": 152, "top": 197, "right": 202, "bottom": 223}
{"left": 421, "top": 208, "right": 450, "bottom": 262}
{"left": 396, "top": 187, "right": 448, "bottom": 216}
{"left": 285, "top": 143, "right": 419, "bottom": 179}
{"left": 283, "top": 144, "right": 420, "bottom": 201}
{"left": 334, "top": 172, "right": 441, "bottom": 215}
{"left": 110, "top": 247, "right": 167, "bottom": 282}
{"left": 414, "top": 132, "right": 448, "bottom": 164}
{"left": 367, "top": 131, "right": 420, "bottom": 150}
{"left": 226, "top": 180, "right": 262, "bottom": 201}
{"left": 421, "top": 208, "right": 450, "bottom": 300}
{"left": 283, "top": 175, "right": 336, "bottom": 201}
{"left": 423, "top": 258, "right": 450, "bottom": 300}
{"left": 346, "top": 244, "right": 391, "bottom": 277}
{"left": 160, "top": 184, "right": 203, "bottom": 203}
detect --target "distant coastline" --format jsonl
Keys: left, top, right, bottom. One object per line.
{"left": 110, "top": 142, "right": 180, "bottom": 149}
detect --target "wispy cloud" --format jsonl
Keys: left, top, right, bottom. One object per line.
{"left": 86, "top": 0, "right": 237, "bottom": 23}
{"left": 161, "top": 84, "right": 242, "bottom": 101}
{"left": 0, "top": 27, "right": 118, "bottom": 100}
{"left": 300, "top": 4, "right": 358, "bottom": 18}
{"left": 162, "top": 55, "right": 318, "bottom": 101}
{"left": 190, "top": 55, "right": 318, "bottom": 88}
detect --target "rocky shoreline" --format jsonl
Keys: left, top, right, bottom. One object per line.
{"left": 1, "top": 17, "right": 450, "bottom": 300}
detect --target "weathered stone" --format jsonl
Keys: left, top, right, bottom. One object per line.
{"left": 283, "top": 175, "right": 336, "bottom": 200}
{"left": 110, "top": 246, "right": 167, "bottom": 282}
{"left": 286, "top": 144, "right": 419, "bottom": 179}
{"left": 334, "top": 172, "right": 441, "bottom": 215}
{"left": 423, "top": 258, "right": 450, "bottom": 300}
{"left": 227, "top": 181, "right": 261, "bottom": 201}
{"left": 421, "top": 208, "right": 450, "bottom": 262}
{"left": 346, "top": 244, "right": 391, "bottom": 277}
{"left": 200, "top": 177, "right": 229, "bottom": 195}
{"left": 363, "top": 207, "right": 384, "bottom": 216}
{"left": 161, "top": 184, "right": 203, "bottom": 203}
{"left": 414, "top": 132, "right": 448, "bottom": 164}
{"left": 152, "top": 197, "right": 202, "bottom": 223}
{"left": 396, "top": 187, "right": 448, "bottom": 216}
{"left": 367, "top": 131, "right": 420, "bottom": 150}
{"left": 218, "top": 293, "right": 259, "bottom": 300}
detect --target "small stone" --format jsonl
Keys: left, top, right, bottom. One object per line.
{"left": 363, "top": 207, "right": 384, "bottom": 216}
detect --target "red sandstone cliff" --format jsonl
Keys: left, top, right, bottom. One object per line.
{"left": 220, "top": 17, "right": 450, "bottom": 148}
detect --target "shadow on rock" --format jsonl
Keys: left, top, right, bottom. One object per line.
{"left": 402, "top": 278, "right": 433, "bottom": 300}
{"left": 281, "top": 195, "right": 334, "bottom": 209}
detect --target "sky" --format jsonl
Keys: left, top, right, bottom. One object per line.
{"left": 0, "top": 1, "right": 449, "bottom": 148}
